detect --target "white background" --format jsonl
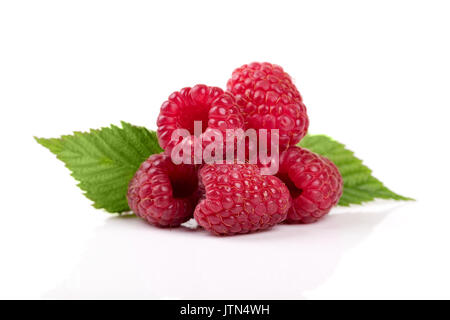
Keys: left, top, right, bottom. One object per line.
{"left": 1, "top": 0, "right": 449, "bottom": 299}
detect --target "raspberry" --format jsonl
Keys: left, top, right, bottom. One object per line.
{"left": 156, "top": 84, "right": 244, "bottom": 157}
{"left": 194, "top": 163, "right": 290, "bottom": 235}
{"left": 227, "top": 62, "right": 309, "bottom": 151}
{"left": 277, "top": 146, "right": 343, "bottom": 223}
{"left": 127, "top": 153, "right": 199, "bottom": 227}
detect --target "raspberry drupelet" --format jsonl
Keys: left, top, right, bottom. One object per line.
{"left": 194, "top": 163, "right": 291, "bottom": 235}
{"left": 127, "top": 153, "right": 199, "bottom": 227}
{"left": 156, "top": 84, "right": 244, "bottom": 158}
{"left": 227, "top": 62, "right": 309, "bottom": 151}
{"left": 277, "top": 146, "right": 343, "bottom": 223}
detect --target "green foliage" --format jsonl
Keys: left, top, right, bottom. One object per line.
{"left": 35, "top": 121, "right": 162, "bottom": 213}
{"left": 36, "top": 123, "right": 411, "bottom": 213}
{"left": 299, "top": 135, "right": 413, "bottom": 206}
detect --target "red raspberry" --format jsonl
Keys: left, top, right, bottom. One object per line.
{"left": 227, "top": 62, "right": 309, "bottom": 151}
{"left": 127, "top": 153, "right": 199, "bottom": 227}
{"left": 156, "top": 84, "right": 244, "bottom": 156}
{"left": 277, "top": 146, "right": 343, "bottom": 223}
{"left": 194, "top": 163, "right": 291, "bottom": 235}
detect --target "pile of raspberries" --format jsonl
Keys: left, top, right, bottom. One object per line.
{"left": 127, "top": 62, "right": 343, "bottom": 236}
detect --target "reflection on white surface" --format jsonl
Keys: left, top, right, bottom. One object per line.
{"left": 45, "top": 206, "right": 393, "bottom": 299}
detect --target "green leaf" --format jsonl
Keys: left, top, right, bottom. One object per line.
{"left": 35, "top": 121, "right": 163, "bottom": 213}
{"left": 299, "top": 134, "right": 413, "bottom": 206}
{"left": 36, "top": 121, "right": 411, "bottom": 213}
